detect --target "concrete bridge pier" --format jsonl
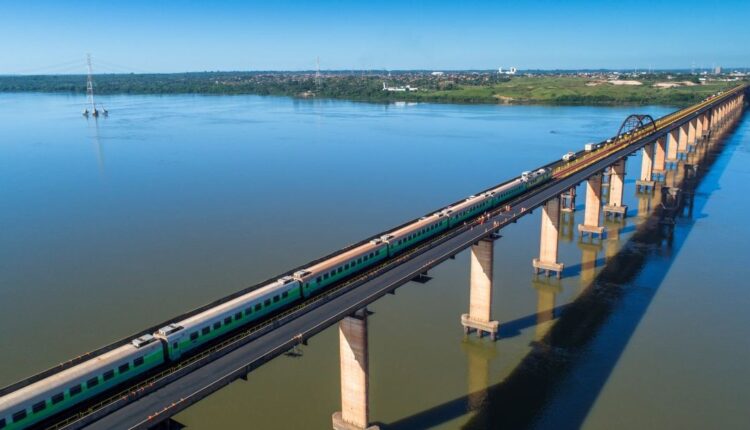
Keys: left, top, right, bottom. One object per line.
{"left": 695, "top": 114, "right": 705, "bottom": 143}
{"left": 578, "top": 173, "right": 606, "bottom": 239}
{"left": 561, "top": 187, "right": 576, "bottom": 213}
{"left": 604, "top": 160, "right": 627, "bottom": 219}
{"left": 560, "top": 206, "right": 576, "bottom": 242}
{"left": 652, "top": 137, "right": 667, "bottom": 181}
{"left": 461, "top": 238, "right": 499, "bottom": 339}
{"left": 533, "top": 197, "right": 565, "bottom": 278}
{"left": 701, "top": 113, "right": 711, "bottom": 141}
{"left": 677, "top": 123, "right": 689, "bottom": 159}
{"left": 685, "top": 118, "right": 698, "bottom": 152}
{"left": 636, "top": 142, "right": 655, "bottom": 192}
{"left": 332, "top": 309, "right": 379, "bottom": 430}
{"left": 666, "top": 128, "right": 679, "bottom": 169}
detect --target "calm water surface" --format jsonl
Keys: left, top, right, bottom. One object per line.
{"left": 1, "top": 93, "right": 748, "bottom": 429}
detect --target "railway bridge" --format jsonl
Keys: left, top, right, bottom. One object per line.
{"left": 0, "top": 85, "right": 746, "bottom": 430}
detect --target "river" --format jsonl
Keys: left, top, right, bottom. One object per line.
{"left": 0, "top": 93, "right": 748, "bottom": 429}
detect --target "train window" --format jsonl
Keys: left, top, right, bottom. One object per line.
{"left": 12, "top": 410, "right": 26, "bottom": 423}
{"left": 245, "top": 308, "right": 252, "bottom": 316}
{"left": 213, "top": 322, "right": 221, "bottom": 330}
{"left": 52, "top": 392, "right": 64, "bottom": 404}
{"left": 0, "top": 418, "right": 6, "bottom": 429}
{"left": 273, "top": 295, "right": 280, "bottom": 303}
{"left": 134, "top": 356, "right": 144, "bottom": 367}
{"left": 234, "top": 312, "right": 242, "bottom": 320}
{"left": 224, "top": 317, "right": 232, "bottom": 325}
{"left": 357, "top": 258, "right": 362, "bottom": 264}
{"left": 264, "top": 299, "right": 271, "bottom": 306}
{"left": 282, "top": 291, "right": 288, "bottom": 298}
{"left": 344, "top": 263, "right": 349, "bottom": 269}
{"left": 70, "top": 384, "right": 82, "bottom": 396}
{"left": 316, "top": 276, "right": 322, "bottom": 283}
{"left": 330, "top": 270, "right": 335, "bottom": 277}
{"left": 32, "top": 401, "right": 46, "bottom": 413}
{"left": 87, "top": 377, "right": 99, "bottom": 388}
{"left": 103, "top": 370, "right": 115, "bottom": 381}
{"left": 337, "top": 268, "right": 342, "bottom": 274}
{"left": 173, "top": 342, "right": 178, "bottom": 350}
{"left": 255, "top": 303, "right": 262, "bottom": 311}
{"left": 202, "top": 327, "right": 211, "bottom": 335}
{"left": 323, "top": 273, "right": 329, "bottom": 280}
{"left": 190, "top": 332, "right": 199, "bottom": 341}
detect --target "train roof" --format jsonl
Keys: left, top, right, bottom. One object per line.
{"left": 0, "top": 341, "right": 161, "bottom": 413}
{"left": 174, "top": 277, "right": 299, "bottom": 330}
{"left": 297, "top": 240, "right": 385, "bottom": 280}
{"left": 383, "top": 213, "right": 443, "bottom": 240}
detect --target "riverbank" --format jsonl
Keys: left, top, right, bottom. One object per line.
{"left": 0, "top": 72, "right": 742, "bottom": 107}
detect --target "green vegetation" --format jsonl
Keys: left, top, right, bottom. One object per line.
{"left": 0, "top": 72, "right": 743, "bottom": 107}
{"left": 416, "top": 76, "right": 740, "bottom": 106}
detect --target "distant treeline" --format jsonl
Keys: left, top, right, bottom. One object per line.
{"left": 0, "top": 72, "right": 743, "bottom": 106}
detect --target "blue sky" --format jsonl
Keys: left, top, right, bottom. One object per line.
{"left": 1, "top": 0, "right": 748, "bottom": 74}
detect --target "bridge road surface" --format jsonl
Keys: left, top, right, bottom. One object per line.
{"left": 81, "top": 128, "right": 665, "bottom": 430}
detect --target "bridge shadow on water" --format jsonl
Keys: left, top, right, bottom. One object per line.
{"left": 379, "top": 119, "right": 742, "bottom": 430}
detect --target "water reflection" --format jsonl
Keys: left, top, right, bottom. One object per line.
{"left": 86, "top": 115, "right": 105, "bottom": 175}
{"left": 462, "top": 339, "right": 496, "bottom": 411}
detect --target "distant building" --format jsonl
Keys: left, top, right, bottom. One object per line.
{"left": 431, "top": 71, "right": 444, "bottom": 76}
{"left": 382, "top": 82, "right": 418, "bottom": 92}
{"left": 498, "top": 67, "right": 517, "bottom": 75}
{"left": 714, "top": 66, "right": 723, "bottom": 75}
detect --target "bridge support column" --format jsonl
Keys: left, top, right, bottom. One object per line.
{"left": 677, "top": 123, "right": 689, "bottom": 159}
{"left": 702, "top": 113, "right": 711, "bottom": 139}
{"left": 666, "top": 128, "right": 679, "bottom": 168}
{"left": 695, "top": 114, "right": 705, "bottom": 142}
{"left": 578, "top": 173, "right": 605, "bottom": 238}
{"left": 652, "top": 137, "right": 667, "bottom": 180}
{"left": 604, "top": 160, "right": 627, "bottom": 218}
{"left": 333, "top": 310, "right": 379, "bottom": 430}
{"left": 687, "top": 118, "right": 698, "bottom": 153}
{"left": 461, "top": 238, "right": 499, "bottom": 339}
{"left": 561, "top": 187, "right": 576, "bottom": 212}
{"left": 532, "top": 197, "right": 564, "bottom": 278}
{"left": 636, "top": 142, "right": 655, "bottom": 192}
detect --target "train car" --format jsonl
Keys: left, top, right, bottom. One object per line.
{"left": 154, "top": 277, "right": 302, "bottom": 361}
{"left": 488, "top": 177, "right": 525, "bottom": 204}
{"left": 294, "top": 239, "right": 388, "bottom": 297}
{"left": 0, "top": 336, "right": 163, "bottom": 430}
{"left": 380, "top": 212, "right": 449, "bottom": 256}
{"left": 443, "top": 192, "right": 496, "bottom": 228}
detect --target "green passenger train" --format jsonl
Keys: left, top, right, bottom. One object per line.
{"left": 0, "top": 168, "right": 551, "bottom": 430}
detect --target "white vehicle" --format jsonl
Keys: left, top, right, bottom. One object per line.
{"left": 585, "top": 143, "right": 598, "bottom": 151}
{"left": 562, "top": 151, "right": 576, "bottom": 162}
